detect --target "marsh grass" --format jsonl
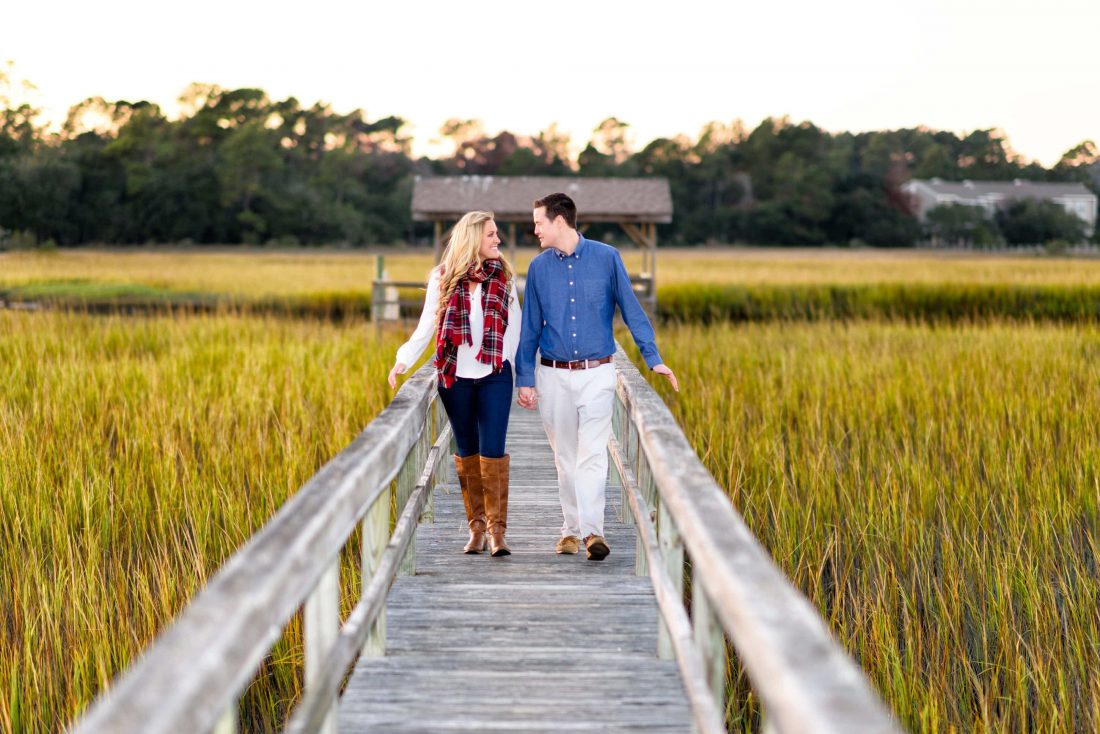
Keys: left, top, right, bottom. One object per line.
{"left": 4, "top": 249, "right": 1100, "bottom": 324}
{"left": 624, "top": 321, "right": 1100, "bottom": 732}
{"left": 0, "top": 310, "right": 402, "bottom": 732}
{"left": 657, "top": 282, "right": 1100, "bottom": 323}
{"left": 5, "top": 247, "right": 1100, "bottom": 291}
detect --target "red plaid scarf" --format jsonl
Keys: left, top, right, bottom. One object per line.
{"left": 434, "top": 259, "right": 509, "bottom": 388}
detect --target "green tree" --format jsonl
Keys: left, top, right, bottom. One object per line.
{"left": 995, "top": 199, "right": 1088, "bottom": 245}
{"left": 924, "top": 203, "right": 1000, "bottom": 247}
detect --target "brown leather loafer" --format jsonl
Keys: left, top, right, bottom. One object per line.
{"left": 584, "top": 535, "right": 610, "bottom": 561}
{"left": 555, "top": 535, "right": 580, "bottom": 555}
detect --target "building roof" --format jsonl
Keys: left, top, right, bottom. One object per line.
{"left": 909, "top": 178, "right": 1096, "bottom": 201}
{"left": 411, "top": 176, "right": 673, "bottom": 223}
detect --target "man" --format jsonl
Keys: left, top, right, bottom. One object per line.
{"left": 516, "top": 193, "right": 678, "bottom": 561}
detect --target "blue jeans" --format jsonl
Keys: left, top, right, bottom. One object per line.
{"left": 437, "top": 362, "right": 512, "bottom": 459}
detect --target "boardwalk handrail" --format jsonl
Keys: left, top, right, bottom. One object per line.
{"left": 610, "top": 344, "right": 901, "bottom": 734}
{"left": 72, "top": 361, "right": 448, "bottom": 734}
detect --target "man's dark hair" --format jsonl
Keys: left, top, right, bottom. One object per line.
{"left": 533, "top": 193, "right": 577, "bottom": 228}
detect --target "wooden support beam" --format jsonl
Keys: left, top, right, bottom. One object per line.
{"left": 433, "top": 221, "right": 456, "bottom": 263}
{"left": 619, "top": 221, "right": 652, "bottom": 252}
{"left": 619, "top": 221, "right": 658, "bottom": 316}
{"left": 648, "top": 222, "right": 658, "bottom": 312}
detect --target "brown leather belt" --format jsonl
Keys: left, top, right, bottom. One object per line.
{"left": 540, "top": 356, "right": 613, "bottom": 370}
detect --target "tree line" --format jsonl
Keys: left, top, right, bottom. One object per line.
{"left": 1, "top": 77, "right": 1098, "bottom": 248}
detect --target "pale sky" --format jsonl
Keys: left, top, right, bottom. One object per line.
{"left": 3, "top": 0, "right": 1098, "bottom": 165}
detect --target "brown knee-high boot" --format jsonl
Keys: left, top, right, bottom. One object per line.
{"left": 481, "top": 454, "right": 511, "bottom": 557}
{"left": 454, "top": 454, "right": 487, "bottom": 554}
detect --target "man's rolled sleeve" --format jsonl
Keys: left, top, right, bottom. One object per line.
{"left": 612, "top": 253, "right": 663, "bottom": 369}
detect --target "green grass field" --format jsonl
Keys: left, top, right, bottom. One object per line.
{"left": 2, "top": 249, "right": 1098, "bottom": 732}
{"left": 4, "top": 248, "right": 1100, "bottom": 322}
{"left": 0, "top": 310, "right": 403, "bottom": 732}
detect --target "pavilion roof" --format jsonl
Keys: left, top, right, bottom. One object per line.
{"left": 411, "top": 175, "right": 673, "bottom": 223}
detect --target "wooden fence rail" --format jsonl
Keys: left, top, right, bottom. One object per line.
{"left": 71, "top": 362, "right": 448, "bottom": 734}
{"left": 610, "top": 344, "right": 900, "bottom": 733}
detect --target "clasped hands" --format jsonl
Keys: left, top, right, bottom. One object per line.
{"left": 517, "top": 386, "right": 538, "bottom": 410}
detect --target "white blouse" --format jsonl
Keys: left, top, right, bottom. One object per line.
{"left": 394, "top": 268, "right": 521, "bottom": 379}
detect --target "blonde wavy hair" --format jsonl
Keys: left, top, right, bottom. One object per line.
{"left": 434, "top": 210, "right": 514, "bottom": 327}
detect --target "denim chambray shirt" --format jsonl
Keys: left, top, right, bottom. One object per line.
{"left": 515, "top": 236, "right": 662, "bottom": 388}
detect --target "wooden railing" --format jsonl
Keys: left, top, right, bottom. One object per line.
{"left": 369, "top": 262, "right": 656, "bottom": 323}
{"left": 71, "top": 362, "right": 450, "bottom": 734}
{"left": 609, "top": 344, "right": 900, "bottom": 733}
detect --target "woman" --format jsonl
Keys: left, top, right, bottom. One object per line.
{"left": 388, "top": 211, "right": 520, "bottom": 557}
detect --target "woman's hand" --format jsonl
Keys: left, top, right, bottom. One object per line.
{"left": 387, "top": 363, "right": 407, "bottom": 390}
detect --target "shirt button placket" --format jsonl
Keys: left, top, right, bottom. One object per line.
{"left": 568, "top": 257, "right": 577, "bottom": 356}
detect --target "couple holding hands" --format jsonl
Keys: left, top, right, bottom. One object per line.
{"left": 387, "top": 193, "right": 678, "bottom": 561}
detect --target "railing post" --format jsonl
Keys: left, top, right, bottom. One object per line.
{"left": 614, "top": 396, "right": 635, "bottom": 528}
{"left": 211, "top": 704, "right": 237, "bottom": 734}
{"left": 371, "top": 281, "right": 383, "bottom": 324}
{"left": 304, "top": 560, "right": 340, "bottom": 734}
{"left": 423, "top": 398, "right": 444, "bottom": 523}
{"left": 398, "top": 424, "right": 428, "bottom": 576}
{"left": 397, "top": 472, "right": 414, "bottom": 577}
{"left": 607, "top": 402, "right": 623, "bottom": 524}
{"left": 361, "top": 491, "right": 390, "bottom": 658}
{"left": 634, "top": 453, "right": 653, "bottom": 577}
{"left": 692, "top": 570, "right": 728, "bottom": 718}
{"left": 657, "top": 499, "right": 683, "bottom": 661}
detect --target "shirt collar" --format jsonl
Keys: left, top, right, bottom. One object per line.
{"left": 554, "top": 232, "right": 587, "bottom": 260}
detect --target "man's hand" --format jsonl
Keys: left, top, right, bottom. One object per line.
{"left": 387, "top": 363, "right": 407, "bottom": 390}
{"left": 517, "top": 386, "right": 539, "bottom": 410}
{"left": 653, "top": 364, "right": 679, "bottom": 392}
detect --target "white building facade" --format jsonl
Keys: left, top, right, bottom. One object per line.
{"left": 902, "top": 178, "right": 1097, "bottom": 234}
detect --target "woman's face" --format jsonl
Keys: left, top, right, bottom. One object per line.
{"left": 478, "top": 219, "right": 501, "bottom": 260}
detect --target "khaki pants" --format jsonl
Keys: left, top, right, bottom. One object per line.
{"left": 536, "top": 362, "right": 616, "bottom": 539}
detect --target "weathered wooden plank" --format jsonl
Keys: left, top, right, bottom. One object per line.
{"left": 340, "top": 714, "right": 691, "bottom": 733}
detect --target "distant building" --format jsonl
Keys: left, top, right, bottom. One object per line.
{"left": 902, "top": 178, "right": 1097, "bottom": 233}
{"left": 411, "top": 175, "right": 673, "bottom": 315}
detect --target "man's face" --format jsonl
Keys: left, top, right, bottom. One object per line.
{"left": 532, "top": 206, "right": 559, "bottom": 250}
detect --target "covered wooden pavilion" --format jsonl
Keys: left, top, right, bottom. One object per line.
{"left": 411, "top": 175, "right": 673, "bottom": 314}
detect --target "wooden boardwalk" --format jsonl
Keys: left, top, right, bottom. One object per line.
{"left": 339, "top": 395, "right": 693, "bottom": 732}
{"left": 73, "top": 356, "right": 898, "bottom": 734}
